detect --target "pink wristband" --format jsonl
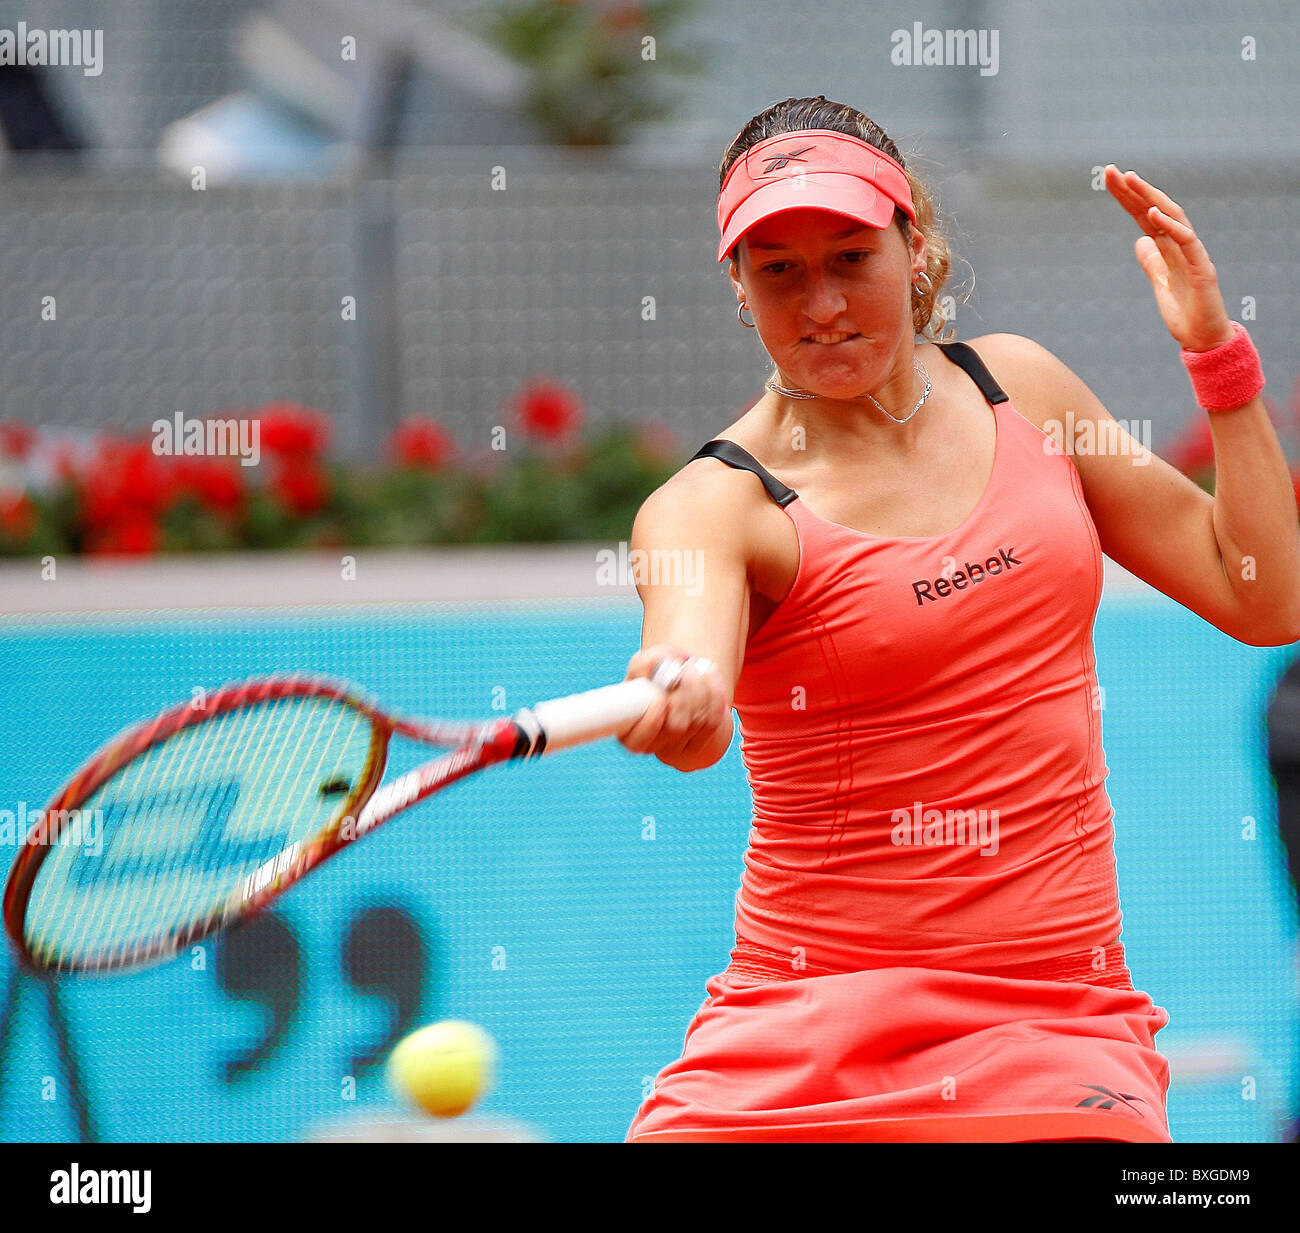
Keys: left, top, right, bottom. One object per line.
{"left": 1179, "top": 321, "right": 1265, "bottom": 411}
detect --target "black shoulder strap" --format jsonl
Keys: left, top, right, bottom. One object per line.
{"left": 689, "top": 439, "right": 798, "bottom": 507}
{"left": 934, "top": 341, "right": 1009, "bottom": 405}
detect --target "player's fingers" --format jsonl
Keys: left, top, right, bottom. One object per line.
{"left": 1134, "top": 234, "right": 1169, "bottom": 287}
{"left": 660, "top": 674, "right": 715, "bottom": 740}
{"left": 1105, "top": 165, "right": 1169, "bottom": 235}
{"left": 626, "top": 647, "right": 723, "bottom": 702}
{"left": 619, "top": 687, "right": 709, "bottom": 757}
{"left": 671, "top": 719, "right": 725, "bottom": 763}
{"left": 617, "top": 693, "right": 671, "bottom": 753}
{"left": 1125, "top": 171, "right": 1191, "bottom": 225}
{"left": 620, "top": 668, "right": 726, "bottom": 758}
{"left": 1146, "top": 206, "right": 1217, "bottom": 276}
{"left": 617, "top": 659, "right": 701, "bottom": 748}
{"left": 1103, "top": 164, "right": 1153, "bottom": 229}
{"left": 661, "top": 685, "right": 731, "bottom": 761}
{"left": 1112, "top": 167, "right": 1191, "bottom": 228}
{"left": 1106, "top": 167, "right": 1195, "bottom": 241}
{"left": 1146, "top": 205, "right": 1193, "bottom": 240}
{"left": 620, "top": 646, "right": 729, "bottom": 757}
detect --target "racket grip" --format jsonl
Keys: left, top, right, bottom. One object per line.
{"left": 521, "top": 676, "right": 664, "bottom": 756}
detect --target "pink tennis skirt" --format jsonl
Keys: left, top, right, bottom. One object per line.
{"left": 627, "top": 942, "right": 1171, "bottom": 1143}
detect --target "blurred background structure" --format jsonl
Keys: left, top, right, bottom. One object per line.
{"left": 0, "top": 0, "right": 1298, "bottom": 1142}
{"left": 1, "top": 0, "right": 1297, "bottom": 459}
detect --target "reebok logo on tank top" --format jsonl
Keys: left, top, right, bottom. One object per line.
{"left": 911, "top": 546, "right": 1022, "bottom": 605}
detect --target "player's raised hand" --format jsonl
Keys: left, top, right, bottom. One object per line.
{"left": 1103, "top": 165, "right": 1236, "bottom": 353}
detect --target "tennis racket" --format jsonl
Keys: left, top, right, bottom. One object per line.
{"left": 3, "top": 663, "right": 681, "bottom": 975}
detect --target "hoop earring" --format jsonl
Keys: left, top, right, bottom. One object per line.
{"left": 912, "top": 270, "right": 933, "bottom": 297}
{"left": 738, "top": 303, "right": 756, "bottom": 328}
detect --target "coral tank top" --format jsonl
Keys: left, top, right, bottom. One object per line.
{"left": 692, "top": 341, "right": 1120, "bottom": 973}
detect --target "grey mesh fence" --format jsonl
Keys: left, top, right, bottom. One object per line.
{"left": 0, "top": 0, "right": 1296, "bottom": 460}
{"left": 1, "top": 155, "right": 1296, "bottom": 461}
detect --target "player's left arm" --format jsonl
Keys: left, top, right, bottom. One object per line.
{"left": 976, "top": 168, "right": 1300, "bottom": 648}
{"left": 983, "top": 331, "right": 1300, "bottom": 647}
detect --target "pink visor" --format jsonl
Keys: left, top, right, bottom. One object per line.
{"left": 716, "top": 129, "right": 916, "bottom": 263}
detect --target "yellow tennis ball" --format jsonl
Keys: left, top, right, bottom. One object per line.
{"left": 387, "top": 1020, "right": 497, "bottom": 1118}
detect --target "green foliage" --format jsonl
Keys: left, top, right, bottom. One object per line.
{"left": 464, "top": 0, "right": 708, "bottom": 145}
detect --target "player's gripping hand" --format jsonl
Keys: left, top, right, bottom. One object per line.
{"left": 618, "top": 645, "right": 733, "bottom": 771}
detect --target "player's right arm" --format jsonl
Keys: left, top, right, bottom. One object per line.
{"left": 619, "top": 463, "right": 752, "bottom": 772}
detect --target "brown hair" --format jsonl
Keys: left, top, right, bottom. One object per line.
{"left": 719, "top": 95, "right": 963, "bottom": 342}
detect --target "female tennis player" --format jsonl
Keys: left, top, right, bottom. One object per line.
{"left": 617, "top": 95, "right": 1300, "bottom": 1143}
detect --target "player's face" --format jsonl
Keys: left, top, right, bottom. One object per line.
{"left": 731, "top": 209, "right": 925, "bottom": 398}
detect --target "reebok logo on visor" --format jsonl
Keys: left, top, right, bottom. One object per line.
{"left": 759, "top": 145, "right": 815, "bottom": 175}
{"left": 716, "top": 129, "right": 918, "bottom": 261}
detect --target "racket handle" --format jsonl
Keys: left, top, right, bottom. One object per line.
{"left": 520, "top": 675, "right": 665, "bottom": 756}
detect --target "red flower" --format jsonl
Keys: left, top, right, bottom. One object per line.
{"left": 271, "top": 462, "right": 331, "bottom": 517}
{"left": 0, "top": 489, "right": 35, "bottom": 540}
{"left": 259, "top": 403, "right": 331, "bottom": 459}
{"left": 73, "top": 439, "right": 171, "bottom": 556}
{"left": 174, "top": 456, "right": 245, "bottom": 515}
{"left": 391, "top": 416, "right": 455, "bottom": 470}
{"left": 84, "top": 510, "right": 161, "bottom": 556}
{"left": 81, "top": 437, "right": 178, "bottom": 526}
{"left": 0, "top": 421, "right": 35, "bottom": 460}
{"left": 513, "top": 379, "right": 585, "bottom": 443}
{"left": 71, "top": 437, "right": 178, "bottom": 556}
{"left": 122, "top": 442, "right": 178, "bottom": 507}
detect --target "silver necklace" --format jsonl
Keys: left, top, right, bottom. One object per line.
{"left": 765, "top": 357, "right": 932, "bottom": 424}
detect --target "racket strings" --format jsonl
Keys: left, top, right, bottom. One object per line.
{"left": 95, "top": 697, "right": 364, "bottom": 963}
{"left": 25, "top": 695, "right": 376, "bottom": 970}
{"left": 79, "top": 702, "right": 263, "bottom": 963}
{"left": 85, "top": 704, "right": 249, "bottom": 961}
{"left": 39, "top": 703, "right": 228, "bottom": 964}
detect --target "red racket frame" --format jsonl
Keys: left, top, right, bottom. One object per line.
{"left": 3, "top": 676, "right": 523, "bottom": 974}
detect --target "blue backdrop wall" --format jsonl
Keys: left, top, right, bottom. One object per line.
{"left": 0, "top": 596, "right": 1295, "bottom": 1142}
